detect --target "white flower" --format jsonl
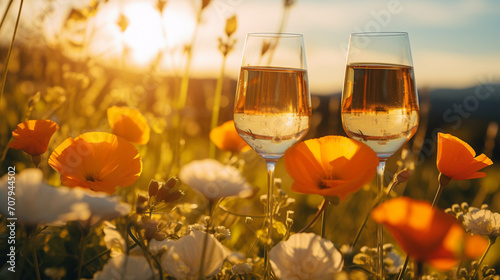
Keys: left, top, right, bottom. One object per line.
{"left": 103, "top": 222, "right": 127, "bottom": 257}
{"left": 270, "top": 233, "right": 343, "bottom": 280}
{"left": 79, "top": 191, "right": 131, "bottom": 227}
{"left": 179, "top": 159, "right": 252, "bottom": 201}
{"left": 88, "top": 254, "right": 154, "bottom": 280}
{"left": 0, "top": 168, "right": 130, "bottom": 227}
{"left": 463, "top": 207, "right": 500, "bottom": 237}
{"left": 160, "top": 230, "right": 228, "bottom": 279}
{"left": 232, "top": 263, "right": 252, "bottom": 275}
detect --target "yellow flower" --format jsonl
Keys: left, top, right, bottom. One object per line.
{"left": 9, "top": 120, "right": 59, "bottom": 156}
{"left": 49, "top": 132, "right": 142, "bottom": 194}
{"left": 107, "top": 106, "right": 150, "bottom": 145}
{"left": 437, "top": 133, "right": 493, "bottom": 181}
{"left": 209, "top": 120, "right": 250, "bottom": 153}
{"left": 283, "top": 136, "right": 378, "bottom": 200}
{"left": 372, "top": 197, "right": 488, "bottom": 270}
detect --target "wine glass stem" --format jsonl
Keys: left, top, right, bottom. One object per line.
{"left": 376, "top": 160, "right": 386, "bottom": 279}
{"left": 264, "top": 160, "right": 276, "bottom": 279}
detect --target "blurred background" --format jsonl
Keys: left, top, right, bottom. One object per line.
{"left": 1, "top": 0, "right": 499, "bottom": 276}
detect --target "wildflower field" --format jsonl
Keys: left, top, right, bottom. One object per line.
{"left": 1, "top": 0, "right": 500, "bottom": 280}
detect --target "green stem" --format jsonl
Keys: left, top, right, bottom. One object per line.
{"left": 432, "top": 173, "right": 449, "bottom": 208}
{"left": 80, "top": 244, "right": 138, "bottom": 269}
{"left": 396, "top": 255, "right": 410, "bottom": 280}
{"left": 170, "top": 8, "right": 203, "bottom": 176}
{"left": 470, "top": 238, "right": 496, "bottom": 279}
{"left": 0, "top": 136, "right": 12, "bottom": 164}
{"left": 32, "top": 247, "right": 41, "bottom": 280}
{"left": 414, "top": 261, "right": 423, "bottom": 280}
{"left": 208, "top": 53, "right": 228, "bottom": 159}
{"left": 431, "top": 183, "right": 443, "bottom": 208}
{"left": 76, "top": 232, "right": 87, "bottom": 280}
{"left": 198, "top": 200, "right": 214, "bottom": 280}
{"left": 298, "top": 199, "right": 327, "bottom": 233}
{"left": 0, "top": 0, "right": 14, "bottom": 29}
{"left": 321, "top": 202, "right": 328, "bottom": 238}
{"left": 351, "top": 169, "right": 401, "bottom": 249}
{"left": 0, "top": 0, "right": 24, "bottom": 103}
{"left": 127, "top": 224, "right": 163, "bottom": 280}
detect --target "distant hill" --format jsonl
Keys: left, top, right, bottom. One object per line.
{"left": 311, "top": 84, "right": 500, "bottom": 161}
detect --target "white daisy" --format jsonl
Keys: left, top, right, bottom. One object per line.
{"left": 463, "top": 207, "right": 500, "bottom": 237}
{"left": 89, "top": 254, "right": 154, "bottom": 280}
{"left": 0, "top": 168, "right": 130, "bottom": 227}
{"left": 160, "top": 230, "right": 227, "bottom": 279}
{"left": 179, "top": 159, "right": 252, "bottom": 201}
{"left": 270, "top": 233, "right": 343, "bottom": 280}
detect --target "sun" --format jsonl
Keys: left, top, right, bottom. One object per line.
{"left": 120, "top": 1, "right": 196, "bottom": 66}
{"left": 162, "top": 2, "right": 196, "bottom": 48}
{"left": 121, "top": 2, "right": 164, "bottom": 65}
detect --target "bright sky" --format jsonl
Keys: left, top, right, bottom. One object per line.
{"left": 2, "top": 0, "right": 500, "bottom": 94}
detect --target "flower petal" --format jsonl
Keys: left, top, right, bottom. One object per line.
{"left": 210, "top": 120, "right": 250, "bottom": 153}
{"left": 107, "top": 106, "right": 150, "bottom": 145}
{"left": 437, "top": 133, "right": 492, "bottom": 181}
{"left": 9, "top": 119, "right": 59, "bottom": 156}
{"left": 49, "top": 132, "right": 142, "bottom": 194}
{"left": 284, "top": 136, "right": 377, "bottom": 200}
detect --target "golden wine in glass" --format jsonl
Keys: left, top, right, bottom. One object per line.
{"left": 234, "top": 33, "right": 311, "bottom": 278}
{"left": 341, "top": 32, "right": 419, "bottom": 279}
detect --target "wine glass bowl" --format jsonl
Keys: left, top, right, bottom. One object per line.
{"left": 341, "top": 32, "right": 419, "bottom": 279}
{"left": 341, "top": 32, "right": 419, "bottom": 160}
{"left": 234, "top": 33, "right": 311, "bottom": 161}
{"left": 341, "top": 62, "right": 419, "bottom": 159}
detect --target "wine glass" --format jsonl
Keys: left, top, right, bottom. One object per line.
{"left": 234, "top": 33, "right": 311, "bottom": 277}
{"left": 341, "top": 32, "right": 419, "bottom": 278}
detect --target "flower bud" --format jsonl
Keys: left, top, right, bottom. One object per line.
{"left": 148, "top": 179, "right": 161, "bottom": 197}
{"left": 162, "top": 190, "right": 184, "bottom": 203}
{"left": 245, "top": 217, "right": 253, "bottom": 225}
{"left": 144, "top": 220, "right": 159, "bottom": 241}
{"left": 383, "top": 243, "right": 394, "bottom": 252}
{"left": 232, "top": 263, "right": 252, "bottom": 275}
{"left": 156, "top": 186, "right": 170, "bottom": 202}
{"left": 438, "top": 173, "right": 451, "bottom": 187}
{"left": 136, "top": 194, "right": 148, "bottom": 214}
{"left": 472, "top": 261, "right": 480, "bottom": 269}
{"left": 260, "top": 195, "right": 268, "bottom": 205}
{"left": 224, "top": 15, "right": 237, "bottom": 37}
{"left": 459, "top": 268, "right": 468, "bottom": 277}
{"left": 395, "top": 169, "right": 412, "bottom": 183}
{"left": 165, "top": 176, "right": 179, "bottom": 190}
{"left": 325, "top": 196, "right": 340, "bottom": 206}
{"left": 32, "top": 154, "right": 42, "bottom": 167}
{"left": 461, "top": 202, "right": 469, "bottom": 212}
{"left": 274, "top": 178, "right": 282, "bottom": 189}
{"left": 484, "top": 268, "right": 496, "bottom": 276}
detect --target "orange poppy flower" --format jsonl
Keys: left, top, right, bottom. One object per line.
{"left": 107, "top": 106, "right": 150, "bottom": 145}
{"left": 209, "top": 120, "right": 250, "bottom": 153}
{"left": 9, "top": 120, "right": 59, "bottom": 156}
{"left": 49, "top": 132, "right": 142, "bottom": 194}
{"left": 437, "top": 133, "right": 493, "bottom": 181}
{"left": 372, "top": 197, "right": 488, "bottom": 270}
{"left": 283, "top": 136, "right": 379, "bottom": 200}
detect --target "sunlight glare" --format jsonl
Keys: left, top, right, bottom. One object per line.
{"left": 122, "top": 2, "right": 164, "bottom": 65}
{"left": 162, "top": 3, "right": 196, "bottom": 48}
